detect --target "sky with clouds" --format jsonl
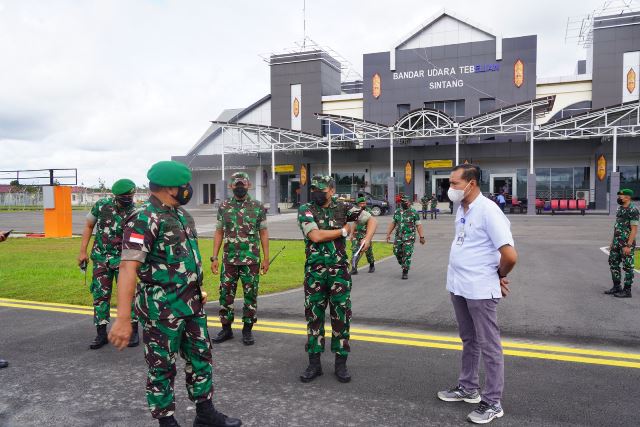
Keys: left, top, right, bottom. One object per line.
{"left": 0, "top": 0, "right": 610, "bottom": 187}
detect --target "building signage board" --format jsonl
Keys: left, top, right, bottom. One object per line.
{"left": 424, "top": 160, "right": 453, "bottom": 169}
{"left": 275, "top": 164, "right": 295, "bottom": 173}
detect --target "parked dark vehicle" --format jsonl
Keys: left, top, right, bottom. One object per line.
{"left": 353, "top": 192, "right": 389, "bottom": 216}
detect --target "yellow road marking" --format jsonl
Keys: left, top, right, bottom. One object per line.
{"left": 2, "top": 298, "right": 640, "bottom": 368}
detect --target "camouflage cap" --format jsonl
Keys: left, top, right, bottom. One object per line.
{"left": 310, "top": 175, "right": 334, "bottom": 190}
{"left": 618, "top": 188, "right": 634, "bottom": 196}
{"left": 356, "top": 196, "right": 366, "bottom": 203}
{"left": 147, "top": 161, "right": 192, "bottom": 187}
{"left": 111, "top": 178, "right": 136, "bottom": 195}
{"left": 230, "top": 172, "right": 250, "bottom": 186}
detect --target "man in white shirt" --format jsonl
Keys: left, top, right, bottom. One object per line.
{"left": 437, "top": 164, "right": 518, "bottom": 425}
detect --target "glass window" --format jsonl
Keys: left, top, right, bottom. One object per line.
{"left": 550, "top": 168, "right": 573, "bottom": 198}
{"left": 535, "top": 168, "right": 551, "bottom": 199}
{"left": 397, "top": 104, "right": 410, "bottom": 119}
{"left": 516, "top": 169, "right": 528, "bottom": 199}
{"left": 479, "top": 98, "right": 495, "bottom": 114}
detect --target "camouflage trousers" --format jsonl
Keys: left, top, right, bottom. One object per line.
{"left": 219, "top": 263, "right": 260, "bottom": 325}
{"left": 393, "top": 239, "right": 415, "bottom": 270}
{"left": 303, "top": 262, "right": 352, "bottom": 356}
{"left": 90, "top": 261, "right": 136, "bottom": 326}
{"left": 141, "top": 315, "right": 213, "bottom": 419}
{"left": 421, "top": 206, "right": 429, "bottom": 219}
{"left": 351, "top": 236, "right": 375, "bottom": 265}
{"left": 609, "top": 245, "right": 635, "bottom": 288}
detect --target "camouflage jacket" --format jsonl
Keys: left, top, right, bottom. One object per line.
{"left": 420, "top": 196, "right": 430, "bottom": 208}
{"left": 121, "top": 196, "right": 204, "bottom": 321}
{"left": 353, "top": 206, "right": 372, "bottom": 240}
{"left": 88, "top": 197, "right": 136, "bottom": 266}
{"left": 612, "top": 203, "right": 640, "bottom": 247}
{"left": 430, "top": 197, "right": 438, "bottom": 209}
{"left": 216, "top": 195, "right": 267, "bottom": 265}
{"left": 298, "top": 198, "right": 371, "bottom": 266}
{"left": 392, "top": 207, "right": 420, "bottom": 242}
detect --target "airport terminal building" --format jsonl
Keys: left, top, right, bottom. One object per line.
{"left": 172, "top": 8, "right": 640, "bottom": 213}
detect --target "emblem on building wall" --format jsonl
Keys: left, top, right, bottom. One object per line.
{"left": 597, "top": 154, "right": 607, "bottom": 182}
{"left": 293, "top": 97, "right": 300, "bottom": 118}
{"left": 627, "top": 68, "right": 636, "bottom": 94}
{"left": 372, "top": 73, "right": 381, "bottom": 99}
{"left": 405, "top": 161, "right": 412, "bottom": 184}
{"left": 300, "top": 164, "right": 307, "bottom": 186}
{"left": 514, "top": 59, "right": 524, "bottom": 88}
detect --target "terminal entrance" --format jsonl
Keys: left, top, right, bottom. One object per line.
{"left": 432, "top": 175, "right": 451, "bottom": 202}
{"left": 490, "top": 174, "right": 516, "bottom": 197}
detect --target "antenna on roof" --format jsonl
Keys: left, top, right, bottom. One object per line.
{"left": 303, "top": 0, "right": 306, "bottom": 49}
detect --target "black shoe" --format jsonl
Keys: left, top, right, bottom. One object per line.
{"left": 128, "top": 322, "right": 140, "bottom": 347}
{"left": 401, "top": 269, "right": 408, "bottom": 280}
{"left": 242, "top": 323, "right": 255, "bottom": 346}
{"left": 614, "top": 287, "right": 632, "bottom": 298}
{"left": 604, "top": 284, "right": 622, "bottom": 295}
{"left": 89, "top": 325, "right": 108, "bottom": 350}
{"left": 0, "top": 359, "right": 8, "bottom": 369}
{"left": 193, "top": 400, "right": 242, "bottom": 427}
{"left": 334, "top": 354, "right": 351, "bottom": 383}
{"left": 211, "top": 325, "right": 233, "bottom": 344}
{"left": 159, "top": 415, "right": 181, "bottom": 427}
{"left": 368, "top": 264, "right": 375, "bottom": 273}
{"left": 300, "top": 353, "right": 323, "bottom": 383}
{"left": 350, "top": 267, "right": 358, "bottom": 275}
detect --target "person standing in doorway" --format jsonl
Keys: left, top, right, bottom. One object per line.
{"left": 496, "top": 192, "right": 506, "bottom": 213}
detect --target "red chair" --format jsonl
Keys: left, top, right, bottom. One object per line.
{"left": 550, "top": 199, "right": 559, "bottom": 214}
{"left": 577, "top": 199, "right": 587, "bottom": 215}
{"left": 568, "top": 200, "right": 577, "bottom": 210}
{"left": 535, "top": 199, "right": 545, "bottom": 214}
{"left": 559, "top": 200, "right": 568, "bottom": 210}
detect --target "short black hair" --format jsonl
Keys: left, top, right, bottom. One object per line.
{"left": 451, "top": 164, "right": 481, "bottom": 183}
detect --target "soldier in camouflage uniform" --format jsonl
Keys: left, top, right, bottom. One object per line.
{"left": 78, "top": 178, "right": 139, "bottom": 349}
{"left": 298, "top": 176, "right": 377, "bottom": 383}
{"left": 108, "top": 161, "right": 241, "bottom": 427}
{"left": 605, "top": 188, "right": 639, "bottom": 298}
{"left": 386, "top": 194, "right": 425, "bottom": 279}
{"left": 349, "top": 196, "right": 375, "bottom": 275}
{"left": 421, "top": 194, "right": 430, "bottom": 220}
{"left": 430, "top": 193, "right": 438, "bottom": 219}
{"left": 211, "top": 172, "right": 269, "bottom": 346}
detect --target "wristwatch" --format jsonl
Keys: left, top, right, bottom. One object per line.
{"left": 210, "top": 256, "right": 218, "bottom": 262}
{"left": 341, "top": 228, "right": 348, "bottom": 238}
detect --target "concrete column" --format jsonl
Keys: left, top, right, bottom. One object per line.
{"left": 268, "top": 178, "right": 279, "bottom": 215}
{"left": 609, "top": 172, "right": 621, "bottom": 216}
{"left": 527, "top": 173, "right": 536, "bottom": 216}
{"left": 387, "top": 176, "right": 396, "bottom": 213}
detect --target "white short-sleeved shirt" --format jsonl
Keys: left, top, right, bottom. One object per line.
{"left": 446, "top": 194, "right": 514, "bottom": 300}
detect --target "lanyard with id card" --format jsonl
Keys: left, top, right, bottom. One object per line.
{"left": 456, "top": 217, "right": 466, "bottom": 246}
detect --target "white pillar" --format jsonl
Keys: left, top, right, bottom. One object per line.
{"left": 613, "top": 126, "right": 618, "bottom": 172}
{"left": 455, "top": 125, "right": 460, "bottom": 165}
{"left": 328, "top": 137, "right": 332, "bottom": 176}
{"left": 529, "top": 108, "right": 534, "bottom": 174}
{"left": 389, "top": 127, "right": 394, "bottom": 176}
{"left": 388, "top": 127, "right": 396, "bottom": 212}
{"left": 271, "top": 142, "right": 275, "bottom": 180}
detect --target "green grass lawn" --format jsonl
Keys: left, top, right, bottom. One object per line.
{"left": 0, "top": 238, "right": 394, "bottom": 306}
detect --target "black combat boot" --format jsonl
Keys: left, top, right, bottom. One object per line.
{"left": 350, "top": 267, "right": 358, "bottom": 275}
{"left": 402, "top": 269, "right": 408, "bottom": 280}
{"left": 300, "top": 353, "right": 322, "bottom": 383}
{"left": 128, "top": 322, "right": 140, "bottom": 347}
{"left": 211, "top": 325, "right": 233, "bottom": 344}
{"left": 158, "top": 415, "right": 181, "bottom": 427}
{"left": 0, "top": 359, "right": 8, "bottom": 369}
{"left": 241, "top": 323, "right": 255, "bottom": 346}
{"left": 368, "top": 263, "right": 375, "bottom": 273}
{"left": 614, "top": 287, "right": 632, "bottom": 298}
{"left": 89, "top": 325, "right": 108, "bottom": 350}
{"left": 334, "top": 354, "right": 352, "bottom": 383}
{"left": 604, "top": 282, "right": 622, "bottom": 295}
{"left": 193, "top": 399, "right": 242, "bottom": 427}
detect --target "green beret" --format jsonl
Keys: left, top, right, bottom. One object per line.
{"left": 230, "top": 172, "right": 250, "bottom": 185}
{"left": 618, "top": 188, "right": 634, "bottom": 196}
{"left": 356, "top": 196, "right": 366, "bottom": 203}
{"left": 111, "top": 179, "right": 136, "bottom": 195}
{"left": 310, "top": 175, "right": 334, "bottom": 190}
{"left": 147, "top": 161, "right": 192, "bottom": 187}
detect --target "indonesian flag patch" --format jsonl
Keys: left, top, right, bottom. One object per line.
{"left": 129, "top": 233, "right": 144, "bottom": 244}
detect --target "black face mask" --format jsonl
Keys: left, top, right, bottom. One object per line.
{"left": 233, "top": 186, "right": 248, "bottom": 198}
{"left": 617, "top": 197, "right": 625, "bottom": 205}
{"left": 173, "top": 183, "right": 193, "bottom": 206}
{"left": 401, "top": 202, "right": 410, "bottom": 209}
{"left": 115, "top": 195, "right": 134, "bottom": 207}
{"left": 311, "top": 191, "right": 328, "bottom": 206}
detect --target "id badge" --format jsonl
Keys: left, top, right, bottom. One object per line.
{"left": 456, "top": 231, "right": 465, "bottom": 246}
